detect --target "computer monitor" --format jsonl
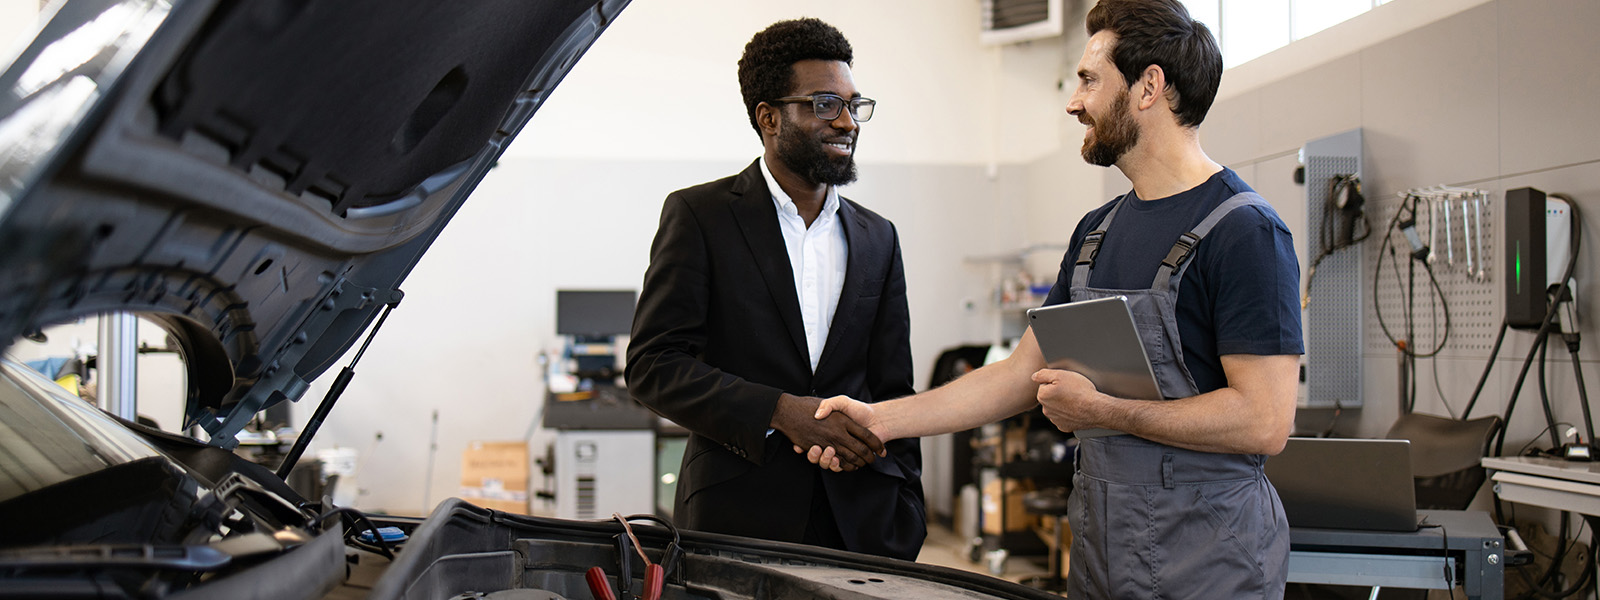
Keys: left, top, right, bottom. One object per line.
{"left": 556, "top": 290, "right": 636, "bottom": 337}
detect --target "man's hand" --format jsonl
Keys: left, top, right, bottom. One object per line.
{"left": 771, "top": 393, "right": 883, "bottom": 472}
{"left": 1033, "top": 368, "right": 1103, "bottom": 433}
{"left": 802, "top": 396, "right": 888, "bottom": 471}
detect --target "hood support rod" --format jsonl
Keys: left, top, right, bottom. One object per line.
{"left": 276, "top": 299, "right": 400, "bottom": 481}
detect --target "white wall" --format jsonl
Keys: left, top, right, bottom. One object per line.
{"left": 511, "top": 0, "right": 1086, "bottom": 167}
{"left": 510, "top": 0, "right": 995, "bottom": 166}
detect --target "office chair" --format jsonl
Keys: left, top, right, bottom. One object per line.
{"left": 1384, "top": 412, "right": 1502, "bottom": 510}
{"left": 1019, "top": 487, "right": 1071, "bottom": 593}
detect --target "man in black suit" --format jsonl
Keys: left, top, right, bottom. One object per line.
{"left": 626, "top": 18, "right": 925, "bottom": 560}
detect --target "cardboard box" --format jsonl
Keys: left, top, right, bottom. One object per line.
{"left": 981, "top": 478, "right": 1035, "bottom": 535}
{"left": 459, "top": 441, "right": 529, "bottom": 514}
{"left": 1002, "top": 426, "right": 1028, "bottom": 462}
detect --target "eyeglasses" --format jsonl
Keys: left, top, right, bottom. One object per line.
{"left": 770, "top": 94, "right": 876, "bottom": 122}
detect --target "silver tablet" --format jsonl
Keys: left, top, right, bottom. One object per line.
{"left": 1027, "top": 295, "right": 1163, "bottom": 438}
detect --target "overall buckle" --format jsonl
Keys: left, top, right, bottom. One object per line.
{"left": 1076, "top": 231, "right": 1106, "bottom": 266}
{"left": 1161, "top": 232, "right": 1202, "bottom": 270}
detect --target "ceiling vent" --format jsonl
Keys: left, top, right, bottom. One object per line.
{"left": 980, "top": 0, "right": 1063, "bottom": 46}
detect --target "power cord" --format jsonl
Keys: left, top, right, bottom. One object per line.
{"left": 1303, "top": 173, "right": 1371, "bottom": 309}
{"left": 592, "top": 513, "right": 688, "bottom": 600}
{"left": 1317, "top": 398, "right": 1345, "bottom": 438}
{"left": 1374, "top": 193, "right": 1453, "bottom": 362}
{"left": 1415, "top": 521, "right": 1458, "bottom": 600}
{"left": 618, "top": 513, "right": 685, "bottom": 584}
{"left": 1517, "top": 423, "right": 1577, "bottom": 458}
{"left": 1565, "top": 331, "right": 1596, "bottom": 454}
{"left": 1461, "top": 319, "right": 1510, "bottom": 419}
{"left": 1549, "top": 194, "right": 1596, "bottom": 449}
{"left": 1511, "top": 513, "right": 1595, "bottom": 599}
{"left": 1539, "top": 333, "right": 1563, "bottom": 449}
{"left": 1431, "top": 354, "right": 1461, "bottom": 419}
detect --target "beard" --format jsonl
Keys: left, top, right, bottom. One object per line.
{"left": 1080, "top": 89, "right": 1140, "bottom": 167}
{"left": 776, "top": 115, "right": 857, "bottom": 186}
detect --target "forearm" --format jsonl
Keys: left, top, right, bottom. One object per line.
{"left": 627, "top": 349, "right": 782, "bottom": 443}
{"left": 1088, "top": 387, "right": 1295, "bottom": 454}
{"left": 874, "top": 353, "right": 1041, "bottom": 441}
{"left": 1080, "top": 353, "right": 1298, "bottom": 454}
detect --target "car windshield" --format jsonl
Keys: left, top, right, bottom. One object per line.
{"left": 0, "top": 357, "right": 168, "bottom": 504}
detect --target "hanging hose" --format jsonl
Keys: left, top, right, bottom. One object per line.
{"left": 1461, "top": 319, "right": 1509, "bottom": 420}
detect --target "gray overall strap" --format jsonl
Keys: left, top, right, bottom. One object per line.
{"left": 1069, "top": 196, "right": 1127, "bottom": 289}
{"left": 1151, "top": 192, "right": 1270, "bottom": 293}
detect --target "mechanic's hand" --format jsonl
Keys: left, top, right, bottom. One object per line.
{"left": 772, "top": 393, "right": 882, "bottom": 472}
{"left": 806, "top": 396, "right": 887, "bottom": 471}
{"left": 1033, "top": 368, "right": 1102, "bottom": 433}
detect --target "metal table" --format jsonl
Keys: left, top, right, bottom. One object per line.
{"left": 1287, "top": 510, "right": 1504, "bottom": 599}
{"left": 1484, "top": 455, "right": 1600, "bottom": 517}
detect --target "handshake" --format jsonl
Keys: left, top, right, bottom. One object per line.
{"left": 773, "top": 393, "right": 886, "bottom": 472}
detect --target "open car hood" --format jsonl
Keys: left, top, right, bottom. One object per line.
{"left": 0, "top": 0, "right": 628, "bottom": 446}
{"left": 354, "top": 501, "right": 1064, "bottom": 600}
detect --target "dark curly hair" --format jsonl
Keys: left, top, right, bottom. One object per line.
{"left": 1086, "top": 0, "right": 1221, "bottom": 128}
{"left": 737, "top": 18, "right": 853, "bottom": 141}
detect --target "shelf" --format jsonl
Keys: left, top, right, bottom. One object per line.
{"left": 962, "top": 244, "right": 1068, "bottom": 265}
{"left": 996, "top": 302, "right": 1042, "bottom": 312}
{"left": 967, "top": 245, "right": 1067, "bottom": 344}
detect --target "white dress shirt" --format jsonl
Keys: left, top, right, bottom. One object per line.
{"left": 760, "top": 157, "right": 848, "bottom": 373}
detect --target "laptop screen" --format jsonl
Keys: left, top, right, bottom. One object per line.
{"left": 1266, "top": 437, "right": 1422, "bottom": 532}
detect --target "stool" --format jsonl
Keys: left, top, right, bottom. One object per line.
{"left": 1019, "top": 487, "right": 1071, "bottom": 592}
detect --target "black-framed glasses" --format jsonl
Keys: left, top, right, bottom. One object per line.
{"left": 770, "top": 94, "right": 876, "bottom": 122}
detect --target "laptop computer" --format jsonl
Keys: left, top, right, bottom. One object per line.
{"left": 1026, "top": 295, "right": 1163, "bottom": 438}
{"left": 1266, "top": 437, "right": 1425, "bottom": 532}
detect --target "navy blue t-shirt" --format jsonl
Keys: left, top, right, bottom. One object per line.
{"left": 1043, "top": 168, "right": 1304, "bottom": 395}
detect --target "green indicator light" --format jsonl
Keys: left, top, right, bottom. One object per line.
{"left": 1515, "top": 241, "right": 1523, "bottom": 294}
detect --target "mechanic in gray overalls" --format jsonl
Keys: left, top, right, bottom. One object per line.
{"left": 1045, "top": 182, "right": 1298, "bottom": 598}
{"left": 806, "top": 1, "right": 1302, "bottom": 597}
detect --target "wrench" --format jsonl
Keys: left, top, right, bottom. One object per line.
{"left": 1427, "top": 198, "right": 1438, "bottom": 264}
{"left": 1475, "top": 192, "right": 1488, "bottom": 281}
{"left": 1443, "top": 195, "right": 1454, "bottom": 265}
{"left": 1462, "top": 194, "right": 1474, "bottom": 276}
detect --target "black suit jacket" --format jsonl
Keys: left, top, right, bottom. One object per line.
{"left": 626, "top": 159, "right": 925, "bottom": 560}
